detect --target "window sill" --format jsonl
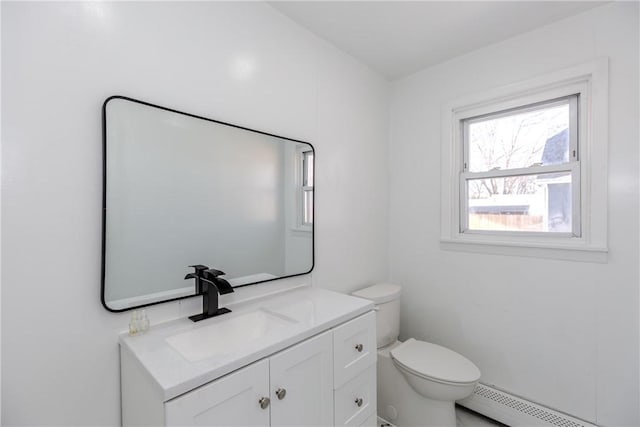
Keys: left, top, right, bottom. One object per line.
{"left": 440, "top": 237, "right": 608, "bottom": 263}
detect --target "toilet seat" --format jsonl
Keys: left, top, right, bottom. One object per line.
{"left": 390, "top": 338, "right": 481, "bottom": 385}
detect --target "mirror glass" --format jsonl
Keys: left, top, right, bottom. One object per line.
{"left": 102, "top": 97, "right": 314, "bottom": 311}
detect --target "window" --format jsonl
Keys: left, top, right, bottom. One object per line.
{"left": 440, "top": 59, "right": 608, "bottom": 262}
{"left": 299, "top": 147, "right": 314, "bottom": 228}
{"left": 461, "top": 95, "right": 579, "bottom": 236}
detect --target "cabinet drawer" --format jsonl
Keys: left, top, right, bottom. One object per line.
{"left": 334, "top": 365, "right": 376, "bottom": 427}
{"left": 333, "top": 311, "right": 376, "bottom": 388}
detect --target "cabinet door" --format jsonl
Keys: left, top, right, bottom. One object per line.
{"left": 270, "top": 331, "right": 334, "bottom": 427}
{"left": 165, "top": 359, "right": 270, "bottom": 427}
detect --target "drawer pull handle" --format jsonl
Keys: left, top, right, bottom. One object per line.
{"left": 259, "top": 397, "right": 270, "bottom": 409}
{"left": 355, "top": 343, "right": 364, "bottom": 352}
{"left": 355, "top": 397, "right": 363, "bottom": 407}
{"left": 275, "top": 388, "right": 287, "bottom": 400}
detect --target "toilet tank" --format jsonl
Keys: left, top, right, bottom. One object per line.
{"left": 352, "top": 283, "right": 402, "bottom": 348}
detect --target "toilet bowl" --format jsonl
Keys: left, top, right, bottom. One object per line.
{"left": 352, "top": 284, "right": 480, "bottom": 427}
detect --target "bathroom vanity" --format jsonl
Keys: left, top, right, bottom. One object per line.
{"left": 120, "top": 286, "right": 377, "bottom": 426}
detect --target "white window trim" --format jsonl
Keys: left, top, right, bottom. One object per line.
{"left": 440, "top": 58, "right": 608, "bottom": 263}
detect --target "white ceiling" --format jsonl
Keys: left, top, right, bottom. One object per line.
{"left": 270, "top": 1, "right": 605, "bottom": 79}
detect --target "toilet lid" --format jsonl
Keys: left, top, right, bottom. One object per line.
{"left": 390, "top": 338, "right": 481, "bottom": 384}
{"left": 351, "top": 283, "right": 401, "bottom": 304}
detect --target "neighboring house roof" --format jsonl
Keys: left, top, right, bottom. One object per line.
{"left": 542, "top": 128, "right": 569, "bottom": 165}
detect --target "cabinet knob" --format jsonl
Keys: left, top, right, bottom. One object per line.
{"left": 275, "top": 388, "right": 287, "bottom": 400}
{"left": 355, "top": 397, "right": 363, "bottom": 407}
{"left": 259, "top": 397, "right": 270, "bottom": 409}
{"left": 355, "top": 343, "right": 364, "bottom": 352}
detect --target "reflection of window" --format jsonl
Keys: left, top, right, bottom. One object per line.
{"left": 299, "top": 147, "right": 314, "bottom": 228}
{"left": 461, "top": 95, "right": 579, "bottom": 235}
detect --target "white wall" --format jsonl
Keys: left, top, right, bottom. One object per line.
{"left": 1, "top": 2, "right": 389, "bottom": 425}
{"left": 388, "top": 3, "right": 638, "bottom": 425}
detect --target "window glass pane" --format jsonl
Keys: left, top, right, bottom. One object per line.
{"left": 468, "top": 101, "right": 571, "bottom": 172}
{"left": 303, "top": 151, "right": 314, "bottom": 187}
{"left": 466, "top": 172, "right": 572, "bottom": 233}
{"left": 303, "top": 189, "right": 313, "bottom": 224}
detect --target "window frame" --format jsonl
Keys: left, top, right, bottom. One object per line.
{"left": 440, "top": 59, "right": 608, "bottom": 262}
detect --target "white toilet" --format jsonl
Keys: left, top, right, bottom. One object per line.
{"left": 352, "top": 283, "right": 480, "bottom": 427}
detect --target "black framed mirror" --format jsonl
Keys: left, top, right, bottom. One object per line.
{"left": 101, "top": 96, "right": 314, "bottom": 312}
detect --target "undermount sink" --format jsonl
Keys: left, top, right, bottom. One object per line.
{"left": 166, "top": 309, "right": 298, "bottom": 362}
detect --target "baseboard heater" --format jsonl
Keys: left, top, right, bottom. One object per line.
{"left": 458, "top": 383, "right": 598, "bottom": 427}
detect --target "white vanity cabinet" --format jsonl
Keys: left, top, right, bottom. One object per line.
{"left": 120, "top": 287, "right": 376, "bottom": 427}
{"left": 165, "top": 331, "right": 333, "bottom": 427}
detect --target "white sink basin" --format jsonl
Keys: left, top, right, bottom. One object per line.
{"left": 166, "top": 309, "right": 298, "bottom": 362}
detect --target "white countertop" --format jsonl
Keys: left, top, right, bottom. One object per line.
{"left": 119, "top": 285, "right": 374, "bottom": 401}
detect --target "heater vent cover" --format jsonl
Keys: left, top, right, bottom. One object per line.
{"left": 460, "top": 383, "right": 598, "bottom": 427}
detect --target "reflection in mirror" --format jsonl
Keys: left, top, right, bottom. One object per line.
{"left": 102, "top": 97, "right": 314, "bottom": 311}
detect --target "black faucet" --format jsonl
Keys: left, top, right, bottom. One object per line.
{"left": 185, "top": 265, "right": 235, "bottom": 322}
